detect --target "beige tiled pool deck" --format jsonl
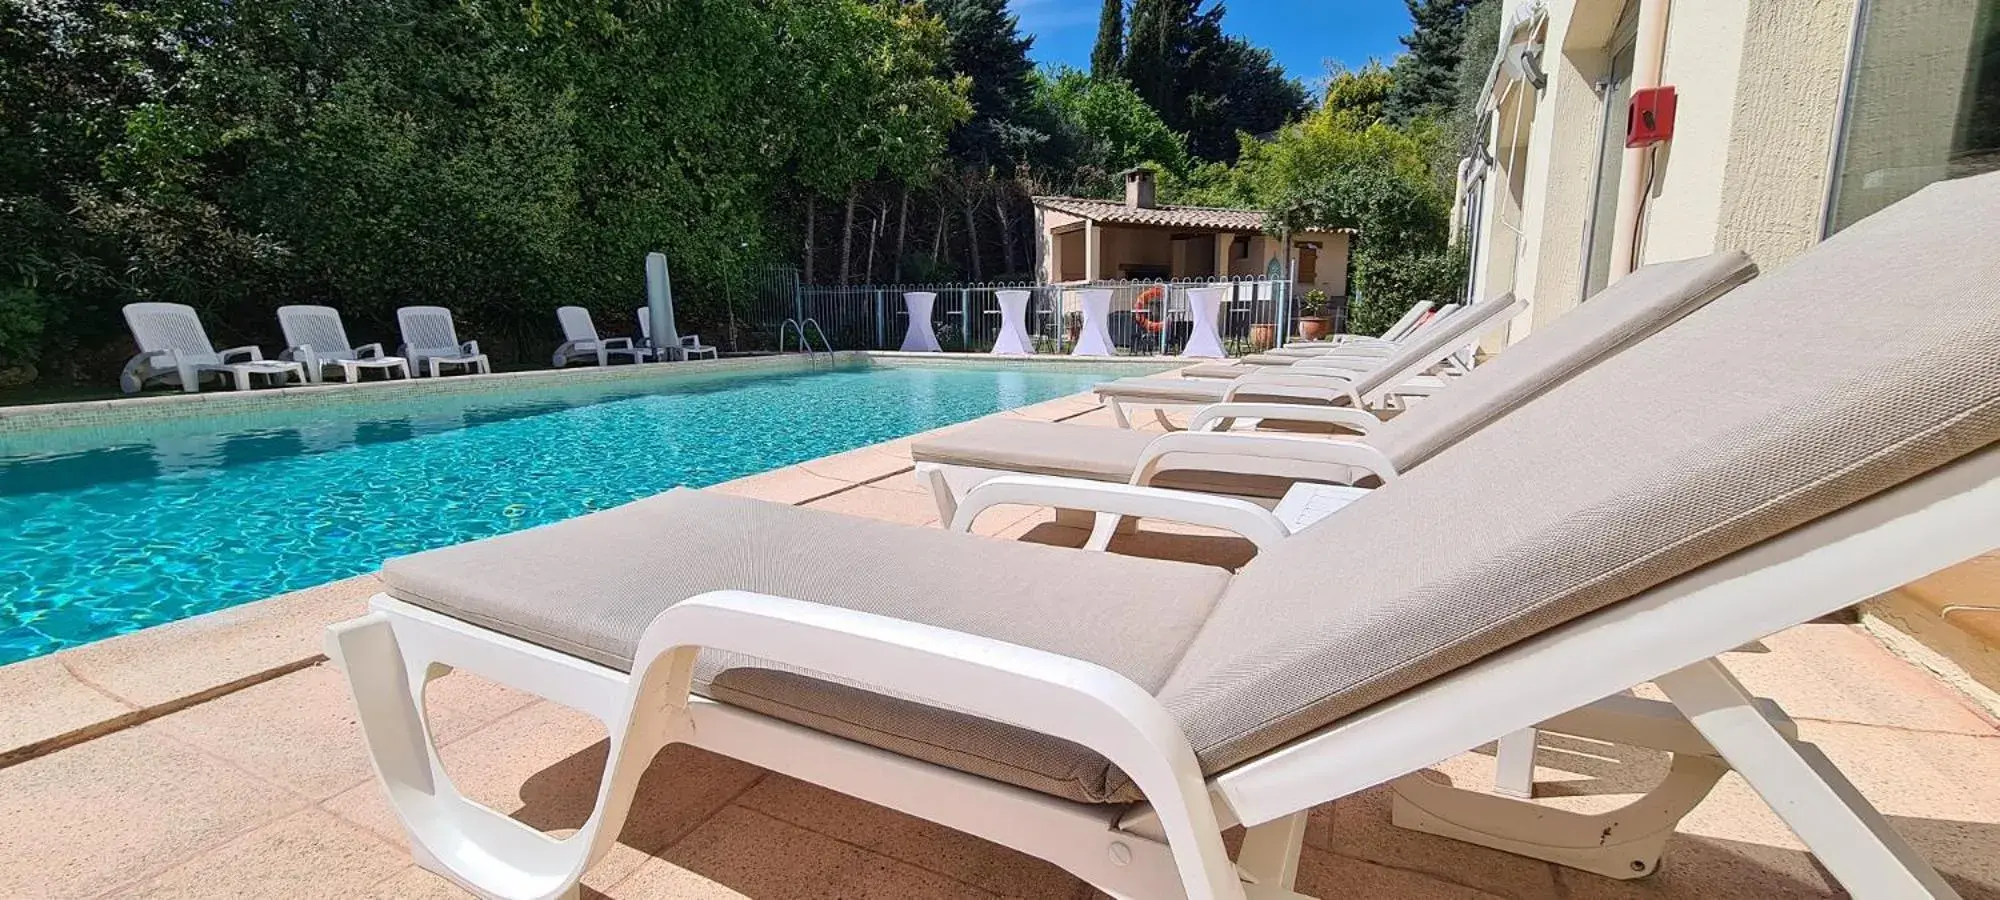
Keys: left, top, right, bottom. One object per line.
{"left": 3, "top": 390, "right": 1999, "bottom": 898}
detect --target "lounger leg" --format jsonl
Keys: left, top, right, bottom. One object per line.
{"left": 1657, "top": 658, "right": 1959, "bottom": 899}
{"left": 327, "top": 613, "right": 670, "bottom": 900}
{"left": 1154, "top": 408, "right": 1182, "bottom": 432}
{"left": 1492, "top": 728, "right": 1537, "bottom": 799}
{"left": 1109, "top": 398, "right": 1132, "bottom": 428}
{"left": 915, "top": 465, "right": 960, "bottom": 524}
{"left": 1236, "top": 812, "right": 1307, "bottom": 893}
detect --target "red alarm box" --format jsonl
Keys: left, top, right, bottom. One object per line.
{"left": 1627, "top": 86, "right": 1677, "bottom": 148}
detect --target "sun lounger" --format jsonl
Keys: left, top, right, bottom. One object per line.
{"left": 910, "top": 252, "right": 1756, "bottom": 530}
{"left": 553, "top": 306, "right": 648, "bottom": 367}
{"left": 396, "top": 306, "right": 491, "bottom": 377}
{"left": 328, "top": 172, "right": 2000, "bottom": 900}
{"left": 277, "top": 305, "right": 410, "bottom": 383}
{"left": 635, "top": 308, "right": 718, "bottom": 360}
{"left": 118, "top": 303, "right": 304, "bottom": 393}
{"left": 1189, "top": 302, "right": 1460, "bottom": 377}
{"left": 1092, "top": 295, "right": 1525, "bottom": 428}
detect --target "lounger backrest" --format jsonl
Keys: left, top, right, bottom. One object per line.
{"left": 1344, "top": 296, "right": 1518, "bottom": 399}
{"left": 557, "top": 306, "right": 599, "bottom": 344}
{"left": 1367, "top": 252, "right": 1757, "bottom": 469}
{"left": 1161, "top": 172, "right": 2000, "bottom": 775}
{"left": 398, "top": 306, "right": 461, "bottom": 353}
{"left": 277, "top": 305, "right": 355, "bottom": 357}
{"left": 1378, "top": 302, "right": 1435, "bottom": 342}
{"left": 635, "top": 308, "right": 651, "bottom": 342}
{"left": 123, "top": 303, "right": 219, "bottom": 365}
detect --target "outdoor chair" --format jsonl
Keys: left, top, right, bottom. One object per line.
{"left": 1091, "top": 294, "right": 1524, "bottom": 429}
{"left": 396, "top": 306, "right": 491, "bottom": 377}
{"left": 553, "top": 307, "right": 647, "bottom": 367}
{"left": 911, "top": 251, "right": 1756, "bottom": 537}
{"left": 1182, "top": 303, "right": 1465, "bottom": 377}
{"left": 277, "top": 305, "right": 410, "bottom": 383}
{"left": 635, "top": 308, "right": 718, "bottom": 361}
{"left": 328, "top": 172, "right": 2000, "bottom": 900}
{"left": 118, "top": 303, "right": 304, "bottom": 394}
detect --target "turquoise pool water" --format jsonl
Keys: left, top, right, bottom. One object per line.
{"left": 0, "top": 363, "right": 1135, "bottom": 664}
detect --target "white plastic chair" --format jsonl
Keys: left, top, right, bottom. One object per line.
{"left": 119, "top": 303, "right": 303, "bottom": 393}
{"left": 278, "top": 305, "right": 410, "bottom": 383}
{"left": 554, "top": 307, "right": 647, "bottom": 367}
{"left": 635, "top": 308, "right": 718, "bottom": 360}
{"left": 396, "top": 307, "right": 490, "bottom": 377}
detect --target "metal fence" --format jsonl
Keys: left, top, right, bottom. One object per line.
{"left": 736, "top": 268, "right": 1321, "bottom": 357}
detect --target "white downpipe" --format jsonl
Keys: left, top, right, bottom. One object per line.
{"left": 1606, "top": 0, "right": 1671, "bottom": 281}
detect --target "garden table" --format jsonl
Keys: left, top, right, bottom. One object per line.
{"left": 1068, "top": 289, "right": 1116, "bottom": 357}
{"left": 989, "top": 290, "right": 1035, "bottom": 355}
{"left": 900, "top": 292, "right": 942, "bottom": 353}
{"left": 1180, "top": 285, "right": 1230, "bottom": 358}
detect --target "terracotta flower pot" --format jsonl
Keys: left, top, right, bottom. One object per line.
{"left": 1298, "top": 317, "right": 1332, "bottom": 341}
{"left": 1248, "top": 323, "right": 1276, "bottom": 351}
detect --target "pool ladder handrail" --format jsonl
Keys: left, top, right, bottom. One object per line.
{"left": 779, "top": 318, "right": 833, "bottom": 360}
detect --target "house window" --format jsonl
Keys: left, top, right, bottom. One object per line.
{"left": 1826, "top": 0, "right": 2000, "bottom": 235}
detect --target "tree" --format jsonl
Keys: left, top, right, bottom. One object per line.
{"left": 1091, "top": 0, "right": 1125, "bottom": 78}
{"left": 1121, "top": 0, "right": 1305, "bottom": 162}
{"left": 1030, "top": 67, "right": 1188, "bottom": 196}
{"left": 935, "top": 0, "right": 1040, "bottom": 170}
{"left": 1384, "top": 0, "right": 1478, "bottom": 125}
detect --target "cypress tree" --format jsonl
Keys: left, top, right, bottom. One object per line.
{"left": 1091, "top": 0, "right": 1124, "bottom": 78}
{"left": 1384, "top": 0, "right": 1477, "bottom": 125}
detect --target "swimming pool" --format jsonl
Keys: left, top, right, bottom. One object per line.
{"left": 0, "top": 361, "right": 1147, "bottom": 664}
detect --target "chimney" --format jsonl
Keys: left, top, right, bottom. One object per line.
{"left": 1123, "top": 167, "right": 1157, "bottom": 210}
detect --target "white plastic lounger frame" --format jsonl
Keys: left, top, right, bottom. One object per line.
{"left": 397, "top": 306, "right": 492, "bottom": 377}
{"left": 553, "top": 307, "right": 647, "bottom": 367}
{"left": 635, "top": 309, "right": 717, "bottom": 361}
{"left": 329, "top": 443, "right": 1994, "bottom": 900}
{"left": 278, "top": 305, "right": 411, "bottom": 383}
{"left": 1098, "top": 298, "right": 1520, "bottom": 430}
{"left": 119, "top": 302, "right": 304, "bottom": 393}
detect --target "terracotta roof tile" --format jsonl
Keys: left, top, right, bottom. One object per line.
{"left": 1031, "top": 196, "right": 1269, "bottom": 231}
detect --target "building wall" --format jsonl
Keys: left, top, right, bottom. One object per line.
{"left": 1714, "top": 0, "right": 1854, "bottom": 266}
{"left": 1291, "top": 231, "right": 1351, "bottom": 297}
{"left": 1476, "top": 0, "right": 1855, "bottom": 339}
{"left": 1041, "top": 209, "right": 1084, "bottom": 281}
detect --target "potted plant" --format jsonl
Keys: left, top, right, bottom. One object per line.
{"left": 1296, "top": 289, "right": 1332, "bottom": 341}
{"left": 1064, "top": 309, "right": 1083, "bottom": 345}
{"left": 1248, "top": 322, "right": 1276, "bottom": 351}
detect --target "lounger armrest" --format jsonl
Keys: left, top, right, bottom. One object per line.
{"left": 947, "top": 474, "right": 1291, "bottom": 549}
{"left": 354, "top": 343, "right": 386, "bottom": 359}
{"left": 600, "top": 337, "right": 634, "bottom": 351}
{"left": 219, "top": 345, "right": 264, "bottom": 363}
{"left": 460, "top": 340, "right": 480, "bottom": 355}
{"left": 1188, "top": 403, "right": 1382, "bottom": 435}
{"left": 636, "top": 592, "right": 1241, "bottom": 898}
{"left": 283, "top": 344, "right": 314, "bottom": 364}
{"left": 1133, "top": 431, "right": 1400, "bottom": 488}
{"left": 1221, "top": 376, "right": 1363, "bottom": 408}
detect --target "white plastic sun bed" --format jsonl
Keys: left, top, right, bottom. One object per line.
{"left": 634, "top": 308, "right": 718, "bottom": 361}
{"left": 1184, "top": 301, "right": 1462, "bottom": 377}
{"left": 911, "top": 251, "right": 1757, "bottom": 536}
{"left": 327, "top": 173, "right": 2000, "bottom": 900}
{"left": 277, "top": 305, "right": 410, "bottom": 383}
{"left": 1091, "top": 294, "right": 1524, "bottom": 429}
{"left": 396, "top": 306, "right": 491, "bottom": 377}
{"left": 119, "top": 302, "right": 304, "bottom": 393}
{"left": 553, "top": 306, "right": 648, "bottom": 367}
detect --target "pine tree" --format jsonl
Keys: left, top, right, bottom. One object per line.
{"left": 1122, "top": 0, "right": 1304, "bottom": 162}
{"left": 934, "top": 0, "right": 1040, "bottom": 168}
{"left": 1383, "top": 0, "right": 1477, "bottom": 125}
{"left": 1090, "top": 0, "right": 1124, "bottom": 78}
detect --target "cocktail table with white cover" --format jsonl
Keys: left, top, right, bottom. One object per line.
{"left": 1179, "top": 285, "right": 1229, "bottom": 358}
{"left": 989, "top": 290, "right": 1035, "bottom": 355}
{"left": 900, "top": 292, "right": 943, "bottom": 353}
{"left": 1068, "top": 288, "right": 1116, "bottom": 356}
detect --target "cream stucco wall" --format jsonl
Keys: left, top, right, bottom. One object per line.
{"left": 1475, "top": 0, "right": 1857, "bottom": 348}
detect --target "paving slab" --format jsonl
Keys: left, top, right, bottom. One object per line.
{"left": 0, "top": 655, "right": 134, "bottom": 764}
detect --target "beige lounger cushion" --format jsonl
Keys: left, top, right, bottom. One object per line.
{"left": 1158, "top": 172, "right": 2000, "bottom": 779}
{"left": 383, "top": 488, "right": 1229, "bottom": 803}
{"left": 1367, "top": 251, "right": 1755, "bottom": 469}
{"left": 1096, "top": 293, "right": 1519, "bottom": 404}
{"left": 911, "top": 419, "right": 1310, "bottom": 499}
{"left": 916, "top": 253, "right": 1750, "bottom": 494}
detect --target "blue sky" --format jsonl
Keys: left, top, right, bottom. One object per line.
{"left": 1009, "top": 0, "right": 1414, "bottom": 90}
